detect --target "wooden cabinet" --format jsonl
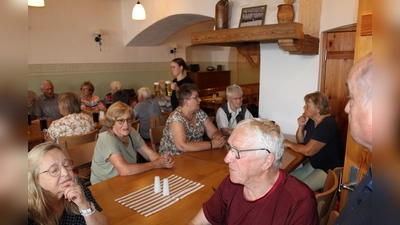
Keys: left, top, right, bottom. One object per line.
{"left": 187, "top": 71, "right": 231, "bottom": 90}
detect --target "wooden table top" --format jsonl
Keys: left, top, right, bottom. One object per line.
{"left": 89, "top": 154, "right": 229, "bottom": 225}
{"left": 200, "top": 96, "right": 223, "bottom": 111}
{"left": 184, "top": 134, "right": 304, "bottom": 173}
{"left": 185, "top": 146, "right": 304, "bottom": 173}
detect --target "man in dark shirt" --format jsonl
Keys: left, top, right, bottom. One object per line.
{"left": 335, "top": 53, "right": 373, "bottom": 224}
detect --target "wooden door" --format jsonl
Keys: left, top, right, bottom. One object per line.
{"left": 320, "top": 27, "right": 356, "bottom": 144}
{"left": 339, "top": 0, "right": 372, "bottom": 210}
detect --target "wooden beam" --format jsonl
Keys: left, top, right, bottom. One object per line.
{"left": 191, "top": 23, "right": 304, "bottom": 45}
{"left": 236, "top": 43, "right": 260, "bottom": 68}
{"left": 278, "top": 35, "right": 319, "bottom": 55}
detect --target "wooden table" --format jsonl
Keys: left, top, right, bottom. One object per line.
{"left": 185, "top": 147, "right": 304, "bottom": 173}
{"left": 89, "top": 154, "right": 229, "bottom": 225}
{"left": 200, "top": 96, "right": 223, "bottom": 113}
{"left": 185, "top": 134, "right": 305, "bottom": 173}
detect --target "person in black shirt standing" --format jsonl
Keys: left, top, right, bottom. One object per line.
{"left": 169, "top": 58, "right": 193, "bottom": 110}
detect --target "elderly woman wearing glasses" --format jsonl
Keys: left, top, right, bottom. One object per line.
{"left": 158, "top": 83, "right": 226, "bottom": 156}
{"left": 28, "top": 142, "right": 109, "bottom": 225}
{"left": 90, "top": 102, "right": 174, "bottom": 184}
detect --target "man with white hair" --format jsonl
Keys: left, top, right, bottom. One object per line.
{"left": 215, "top": 84, "right": 253, "bottom": 136}
{"left": 103, "top": 81, "right": 122, "bottom": 109}
{"left": 33, "top": 80, "right": 62, "bottom": 120}
{"left": 188, "top": 118, "right": 318, "bottom": 224}
{"left": 133, "top": 87, "right": 162, "bottom": 140}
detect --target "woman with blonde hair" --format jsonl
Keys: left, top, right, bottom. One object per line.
{"left": 28, "top": 142, "right": 109, "bottom": 225}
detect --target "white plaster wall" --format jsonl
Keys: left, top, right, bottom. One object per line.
{"left": 259, "top": 0, "right": 359, "bottom": 135}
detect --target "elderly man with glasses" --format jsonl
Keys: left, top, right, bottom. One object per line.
{"left": 188, "top": 118, "right": 318, "bottom": 225}
{"left": 215, "top": 84, "right": 253, "bottom": 136}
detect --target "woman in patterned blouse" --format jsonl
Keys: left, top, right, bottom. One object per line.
{"left": 45, "top": 92, "right": 96, "bottom": 143}
{"left": 80, "top": 81, "right": 106, "bottom": 114}
{"left": 158, "top": 83, "right": 226, "bottom": 156}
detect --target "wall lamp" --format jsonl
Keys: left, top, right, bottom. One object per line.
{"left": 132, "top": 1, "right": 146, "bottom": 20}
{"left": 94, "top": 29, "right": 104, "bottom": 51}
{"left": 28, "top": 0, "right": 45, "bottom": 7}
{"left": 170, "top": 44, "right": 178, "bottom": 57}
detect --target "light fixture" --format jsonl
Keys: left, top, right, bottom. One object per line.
{"left": 132, "top": 1, "right": 146, "bottom": 20}
{"left": 170, "top": 44, "right": 178, "bottom": 57}
{"left": 94, "top": 29, "right": 104, "bottom": 51}
{"left": 28, "top": 0, "right": 45, "bottom": 7}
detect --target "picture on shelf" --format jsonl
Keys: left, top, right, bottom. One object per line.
{"left": 239, "top": 5, "right": 267, "bottom": 28}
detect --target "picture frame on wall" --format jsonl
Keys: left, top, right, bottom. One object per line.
{"left": 239, "top": 5, "right": 267, "bottom": 28}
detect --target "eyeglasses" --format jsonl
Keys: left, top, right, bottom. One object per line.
{"left": 42, "top": 87, "right": 54, "bottom": 91}
{"left": 39, "top": 159, "right": 74, "bottom": 177}
{"left": 116, "top": 118, "right": 133, "bottom": 125}
{"left": 188, "top": 96, "right": 201, "bottom": 101}
{"left": 229, "top": 96, "right": 243, "bottom": 101}
{"left": 225, "top": 143, "right": 270, "bottom": 159}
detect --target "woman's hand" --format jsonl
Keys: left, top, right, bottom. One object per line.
{"left": 62, "top": 180, "right": 90, "bottom": 209}
{"left": 171, "top": 82, "right": 178, "bottom": 91}
{"left": 211, "top": 135, "right": 226, "bottom": 149}
{"left": 297, "top": 113, "right": 309, "bottom": 126}
{"left": 154, "top": 152, "right": 175, "bottom": 169}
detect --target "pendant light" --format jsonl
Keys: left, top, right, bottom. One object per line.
{"left": 132, "top": 1, "right": 146, "bottom": 20}
{"left": 28, "top": 0, "right": 45, "bottom": 7}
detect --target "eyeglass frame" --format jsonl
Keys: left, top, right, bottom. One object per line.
{"left": 225, "top": 143, "right": 271, "bottom": 159}
{"left": 115, "top": 117, "right": 134, "bottom": 125}
{"left": 187, "top": 95, "right": 201, "bottom": 101}
{"left": 39, "top": 159, "right": 74, "bottom": 177}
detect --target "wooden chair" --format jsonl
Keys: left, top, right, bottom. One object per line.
{"left": 150, "top": 114, "right": 169, "bottom": 128}
{"left": 58, "top": 129, "right": 99, "bottom": 150}
{"left": 67, "top": 141, "right": 96, "bottom": 186}
{"left": 132, "top": 119, "right": 140, "bottom": 131}
{"left": 315, "top": 169, "right": 339, "bottom": 225}
{"left": 149, "top": 125, "right": 165, "bottom": 151}
{"left": 326, "top": 210, "right": 339, "bottom": 225}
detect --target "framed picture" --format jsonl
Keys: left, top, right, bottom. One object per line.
{"left": 239, "top": 5, "right": 267, "bottom": 28}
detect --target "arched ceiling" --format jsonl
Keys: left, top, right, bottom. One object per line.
{"left": 126, "top": 14, "right": 214, "bottom": 46}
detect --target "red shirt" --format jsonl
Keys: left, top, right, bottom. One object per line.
{"left": 203, "top": 170, "right": 319, "bottom": 225}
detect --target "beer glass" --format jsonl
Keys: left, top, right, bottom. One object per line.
{"left": 165, "top": 81, "right": 172, "bottom": 96}
{"left": 154, "top": 82, "right": 160, "bottom": 96}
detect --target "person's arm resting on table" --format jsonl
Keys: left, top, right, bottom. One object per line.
{"left": 109, "top": 145, "right": 174, "bottom": 176}
{"left": 187, "top": 208, "right": 211, "bottom": 225}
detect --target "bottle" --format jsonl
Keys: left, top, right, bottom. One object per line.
{"left": 215, "top": 0, "right": 229, "bottom": 30}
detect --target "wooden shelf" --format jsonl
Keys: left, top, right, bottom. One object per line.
{"left": 191, "top": 22, "right": 319, "bottom": 67}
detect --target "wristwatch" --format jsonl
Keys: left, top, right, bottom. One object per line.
{"left": 79, "top": 202, "right": 96, "bottom": 216}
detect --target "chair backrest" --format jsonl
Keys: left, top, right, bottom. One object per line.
{"left": 149, "top": 125, "right": 165, "bottom": 151}
{"left": 315, "top": 170, "right": 339, "bottom": 225}
{"left": 58, "top": 129, "right": 99, "bottom": 150}
{"left": 150, "top": 114, "right": 169, "bottom": 128}
{"left": 326, "top": 210, "right": 339, "bottom": 225}
{"left": 67, "top": 141, "right": 96, "bottom": 186}
{"left": 132, "top": 119, "right": 140, "bottom": 131}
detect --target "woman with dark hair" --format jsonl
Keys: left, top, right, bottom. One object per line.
{"left": 28, "top": 142, "right": 109, "bottom": 225}
{"left": 45, "top": 92, "right": 96, "bottom": 143}
{"left": 80, "top": 81, "right": 106, "bottom": 114}
{"left": 284, "top": 91, "right": 345, "bottom": 190}
{"left": 169, "top": 58, "right": 194, "bottom": 110}
{"left": 158, "top": 83, "right": 225, "bottom": 156}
